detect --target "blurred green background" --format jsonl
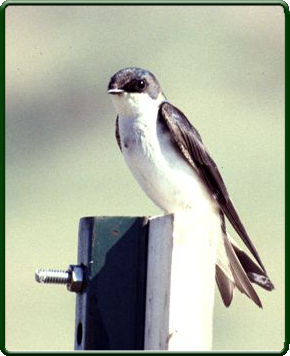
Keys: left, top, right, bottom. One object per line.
{"left": 5, "top": 4, "right": 284, "bottom": 351}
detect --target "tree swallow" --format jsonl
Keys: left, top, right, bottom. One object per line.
{"left": 107, "top": 67, "right": 274, "bottom": 307}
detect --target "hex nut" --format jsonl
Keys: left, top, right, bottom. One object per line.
{"left": 67, "top": 265, "right": 84, "bottom": 293}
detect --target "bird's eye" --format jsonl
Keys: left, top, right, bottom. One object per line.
{"left": 123, "top": 78, "right": 147, "bottom": 93}
{"left": 136, "top": 79, "right": 146, "bottom": 90}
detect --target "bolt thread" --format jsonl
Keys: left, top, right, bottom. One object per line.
{"left": 35, "top": 269, "right": 71, "bottom": 284}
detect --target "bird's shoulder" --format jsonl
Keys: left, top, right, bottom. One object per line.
{"left": 159, "top": 101, "right": 203, "bottom": 143}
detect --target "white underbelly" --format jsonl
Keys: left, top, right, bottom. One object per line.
{"left": 119, "top": 115, "right": 218, "bottom": 218}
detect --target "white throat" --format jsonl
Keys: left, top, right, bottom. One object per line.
{"left": 110, "top": 92, "right": 165, "bottom": 119}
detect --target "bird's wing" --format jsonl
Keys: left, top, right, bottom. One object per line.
{"left": 115, "top": 115, "right": 122, "bottom": 152}
{"left": 159, "top": 101, "right": 266, "bottom": 272}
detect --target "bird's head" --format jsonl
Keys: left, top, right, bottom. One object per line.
{"left": 107, "top": 67, "right": 165, "bottom": 117}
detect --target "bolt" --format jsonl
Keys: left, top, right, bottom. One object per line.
{"left": 35, "top": 269, "right": 71, "bottom": 284}
{"left": 35, "top": 265, "right": 84, "bottom": 293}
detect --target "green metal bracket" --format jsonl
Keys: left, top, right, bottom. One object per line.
{"left": 74, "top": 216, "right": 149, "bottom": 350}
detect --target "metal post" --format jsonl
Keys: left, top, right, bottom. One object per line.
{"left": 74, "top": 216, "right": 149, "bottom": 350}
{"left": 36, "top": 214, "right": 217, "bottom": 351}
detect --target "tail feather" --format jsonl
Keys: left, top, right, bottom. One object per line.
{"left": 224, "top": 235, "right": 262, "bottom": 308}
{"left": 216, "top": 212, "right": 274, "bottom": 307}
{"left": 216, "top": 234, "right": 263, "bottom": 308}
{"left": 216, "top": 265, "right": 234, "bottom": 307}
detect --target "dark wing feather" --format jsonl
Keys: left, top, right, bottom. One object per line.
{"left": 115, "top": 116, "right": 122, "bottom": 152}
{"left": 232, "top": 243, "right": 274, "bottom": 291}
{"left": 159, "top": 101, "right": 266, "bottom": 272}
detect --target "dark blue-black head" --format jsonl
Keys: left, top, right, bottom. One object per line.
{"left": 108, "top": 67, "right": 162, "bottom": 99}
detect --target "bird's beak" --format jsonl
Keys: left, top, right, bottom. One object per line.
{"left": 107, "top": 88, "right": 125, "bottom": 95}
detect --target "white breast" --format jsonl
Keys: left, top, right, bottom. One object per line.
{"left": 113, "top": 92, "right": 218, "bottom": 219}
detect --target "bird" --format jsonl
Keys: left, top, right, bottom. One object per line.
{"left": 107, "top": 67, "right": 274, "bottom": 307}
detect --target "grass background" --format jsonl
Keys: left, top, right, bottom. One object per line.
{"left": 5, "top": 4, "right": 284, "bottom": 351}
